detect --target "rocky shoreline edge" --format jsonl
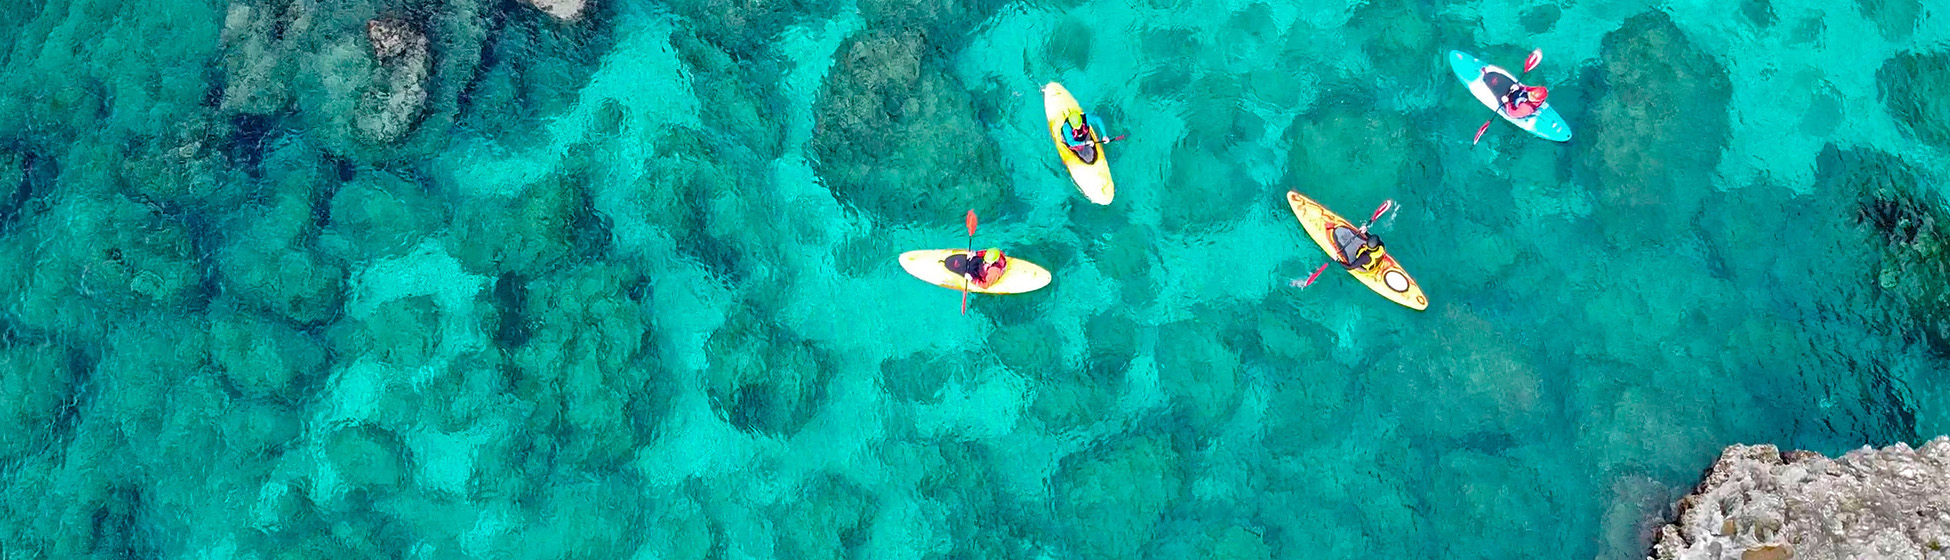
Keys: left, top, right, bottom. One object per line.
{"left": 1648, "top": 437, "right": 1950, "bottom": 560}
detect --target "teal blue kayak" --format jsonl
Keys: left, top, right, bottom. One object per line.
{"left": 1447, "top": 50, "right": 1572, "bottom": 142}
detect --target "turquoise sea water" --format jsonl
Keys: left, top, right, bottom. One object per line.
{"left": 3, "top": 0, "right": 1950, "bottom": 557}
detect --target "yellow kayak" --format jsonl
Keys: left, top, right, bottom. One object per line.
{"left": 1286, "top": 191, "right": 1428, "bottom": 311}
{"left": 1041, "top": 82, "right": 1114, "bottom": 205}
{"left": 898, "top": 250, "right": 1052, "bottom": 294}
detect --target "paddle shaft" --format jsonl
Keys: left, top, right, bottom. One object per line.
{"left": 961, "top": 211, "right": 976, "bottom": 315}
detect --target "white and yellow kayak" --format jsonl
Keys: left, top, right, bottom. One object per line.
{"left": 898, "top": 250, "right": 1052, "bottom": 294}
{"left": 1041, "top": 82, "right": 1114, "bottom": 205}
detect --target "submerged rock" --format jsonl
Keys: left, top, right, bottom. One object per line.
{"left": 1879, "top": 51, "right": 1950, "bottom": 152}
{"left": 808, "top": 29, "right": 1012, "bottom": 224}
{"left": 1648, "top": 438, "right": 1950, "bottom": 560}
{"left": 360, "top": 17, "right": 431, "bottom": 144}
{"left": 1576, "top": 11, "right": 1733, "bottom": 244}
{"left": 520, "top": 0, "right": 588, "bottom": 21}
{"left": 703, "top": 306, "right": 833, "bottom": 437}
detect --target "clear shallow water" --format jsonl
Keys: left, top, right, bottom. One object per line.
{"left": 1, "top": 0, "right": 1948, "bottom": 557}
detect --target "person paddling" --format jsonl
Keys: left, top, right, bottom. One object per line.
{"left": 1065, "top": 112, "right": 1110, "bottom": 164}
{"left": 1500, "top": 83, "right": 1550, "bottom": 119}
{"left": 1331, "top": 224, "right": 1385, "bottom": 271}
{"left": 943, "top": 247, "right": 1009, "bottom": 289}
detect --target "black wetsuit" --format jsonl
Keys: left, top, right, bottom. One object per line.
{"left": 1332, "top": 226, "right": 1384, "bottom": 270}
{"left": 944, "top": 252, "right": 1001, "bottom": 279}
{"left": 939, "top": 255, "right": 975, "bottom": 279}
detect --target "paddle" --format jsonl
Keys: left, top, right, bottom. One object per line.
{"left": 1293, "top": 200, "right": 1396, "bottom": 289}
{"left": 961, "top": 210, "right": 977, "bottom": 315}
{"left": 1472, "top": 49, "right": 1543, "bottom": 145}
{"left": 1067, "top": 133, "right": 1128, "bottom": 159}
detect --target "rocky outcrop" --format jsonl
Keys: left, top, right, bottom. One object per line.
{"left": 1648, "top": 437, "right": 1950, "bottom": 560}
{"left": 360, "top": 17, "right": 430, "bottom": 144}
{"left": 520, "top": 0, "right": 588, "bottom": 21}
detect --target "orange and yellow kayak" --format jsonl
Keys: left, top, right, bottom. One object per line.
{"left": 1286, "top": 191, "right": 1428, "bottom": 311}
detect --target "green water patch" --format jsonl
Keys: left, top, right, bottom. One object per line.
{"left": 1741, "top": 0, "right": 1776, "bottom": 28}
{"left": 0, "top": 151, "right": 26, "bottom": 228}
{"left": 1283, "top": 96, "right": 1438, "bottom": 211}
{"left": 670, "top": 28, "right": 790, "bottom": 159}
{"left": 1051, "top": 434, "right": 1186, "bottom": 560}
{"left": 0, "top": 193, "right": 212, "bottom": 337}
{"left": 1082, "top": 308, "right": 1140, "bottom": 383}
{"left": 896, "top": 438, "right": 1024, "bottom": 559}
{"left": 971, "top": 275, "right": 1060, "bottom": 325}
{"left": 0, "top": 340, "right": 79, "bottom": 463}
{"left": 1878, "top": 50, "right": 1950, "bottom": 152}
{"left": 456, "top": 3, "right": 617, "bottom": 151}
{"left": 1083, "top": 220, "right": 1161, "bottom": 306}
{"left": 1521, "top": 5, "right": 1561, "bottom": 34}
{"left": 447, "top": 163, "right": 610, "bottom": 277}
{"left": 1224, "top": 290, "right": 1333, "bottom": 373}
{"left": 1345, "top": 0, "right": 1472, "bottom": 95}
{"left": 626, "top": 128, "right": 785, "bottom": 284}
{"left": 1421, "top": 448, "right": 1565, "bottom": 553}
{"left": 1373, "top": 306, "right": 1548, "bottom": 444}
{"left": 704, "top": 305, "right": 833, "bottom": 437}
{"left": 1148, "top": 523, "right": 1272, "bottom": 560}
{"left": 1159, "top": 142, "right": 1264, "bottom": 233}
{"left": 1046, "top": 17, "right": 1095, "bottom": 72}
{"left": 666, "top": 0, "right": 840, "bottom": 58}
{"left": 1857, "top": 0, "right": 1921, "bottom": 41}
{"left": 859, "top": 0, "right": 1012, "bottom": 53}
{"left": 1019, "top": 333, "right": 1118, "bottom": 434}
{"left": 326, "top": 424, "right": 410, "bottom": 491}
{"left": 1155, "top": 317, "right": 1245, "bottom": 441}
{"left": 1830, "top": 145, "right": 1950, "bottom": 352}
{"left": 331, "top": 294, "right": 442, "bottom": 368}
{"left": 319, "top": 168, "right": 446, "bottom": 259}
{"left": 211, "top": 305, "right": 328, "bottom": 400}
{"left": 1182, "top": 73, "right": 1264, "bottom": 151}
{"left": 880, "top": 349, "right": 975, "bottom": 404}
{"left": 504, "top": 262, "right": 662, "bottom": 467}
{"left": 809, "top": 29, "right": 1016, "bottom": 225}
{"left": 1571, "top": 10, "right": 1733, "bottom": 247}
{"left": 774, "top": 474, "right": 878, "bottom": 560}
{"left": 833, "top": 230, "right": 905, "bottom": 279}
{"left": 1799, "top": 84, "right": 1845, "bottom": 137}
{"left": 205, "top": 134, "right": 346, "bottom": 327}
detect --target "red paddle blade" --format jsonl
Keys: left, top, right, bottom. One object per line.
{"left": 961, "top": 288, "right": 968, "bottom": 315}
{"left": 1370, "top": 200, "right": 1395, "bottom": 223}
{"left": 1472, "top": 120, "right": 1493, "bottom": 144}
{"left": 1523, "top": 49, "right": 1542, "bottom": 73}
{"left": 964, "top": 210, "right": 977, "bottom": 236}
{"left": 1295, "top": 262, "right": 1333, "bottom": 288}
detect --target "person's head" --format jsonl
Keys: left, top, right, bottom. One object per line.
{"left": 1067, "top": 113, "right": 1083, "bottom": 130}
{"left": 1527, "top": 86, "right": 1549, "bottom": 102}
{"left": 983, "top": 247, "right": 1005, "bottom": 264}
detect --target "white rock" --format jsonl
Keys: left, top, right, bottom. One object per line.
{"left": 519, "top": 0, "right": 587, "bottom": 21}
{"left": 1648, "top": 437, "right": 1950, "bottom": 560}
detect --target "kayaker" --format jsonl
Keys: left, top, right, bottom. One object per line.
{"left": 1066, "top": 112, "right": 1106, "bottom": 164}
{"left": 944, "top": 248, "right": 1009, "bottom": 288}
{"left": 1501, "top": 84, "right": 1550, "bottom": 118}
{"left": 1331, "top": 225, "right": 1385, "bottom": 270}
